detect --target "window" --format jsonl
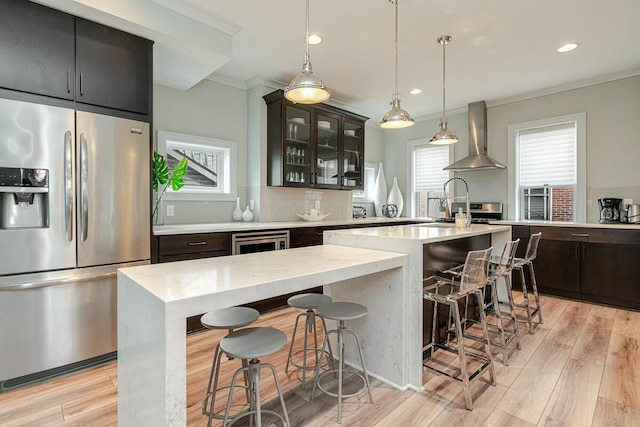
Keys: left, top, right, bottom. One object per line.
{"left": 408, "top": 141, "right": 450, "bottom": 217}
{"left": 157, "top": 131, "right": 237, "bottom": 201}
{"left": 508, "top": 113, "right": 586, "bottom": 221}
{"left": 352, "top": 162, "right": 377, "bottom": 201}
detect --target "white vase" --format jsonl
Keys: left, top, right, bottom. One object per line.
{"left": 232, "top": 197, "right": 243, "bottom": 221}
{"left": 242, "top": 206, "right": 253, "bottom": 222}
{"left": 373, "top": 162, "right": 388, "bottom": 217}
{"left": 387, "top": 177, "right": 404, "bottom": 217}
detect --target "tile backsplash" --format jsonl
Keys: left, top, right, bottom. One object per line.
{"left": 259, "top": 187, "right": 352, "bottom": 221}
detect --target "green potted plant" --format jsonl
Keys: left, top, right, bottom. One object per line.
{"left": 152, "top": 151, "right": 188, "bottom": 224}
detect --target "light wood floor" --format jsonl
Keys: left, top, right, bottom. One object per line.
{"left": 1, "top": 293, "right": 639, "bottom": 426}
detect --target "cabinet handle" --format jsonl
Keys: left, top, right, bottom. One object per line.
{"left": 571, "top": 233, "right": 589, "bottom": 237}
{"left": 79, "top": 73, "right": 83, "bottom": 96}
{"left": 67, "top": 69, "right": 71, "bottom": 93}
{"left": 582, "top": 245, "right": 586, "bottom": 261}
{"left": 188, "top": 241, "right": 207, "bottom": 246}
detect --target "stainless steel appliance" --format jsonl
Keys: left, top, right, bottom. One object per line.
{"left": 598, "top": 198, "right": 622, "bottom": 223}
{"left": 0, "top": 98, "right": 150, "bottom": 391}
{"left": 627, "top": 204, "right": 640, "bottom": 224}
{"left": 232, "top": 230, "right": 290, "bottom": 255}
{"left": 437, "top": 202, "right": 503, "bottom": 224}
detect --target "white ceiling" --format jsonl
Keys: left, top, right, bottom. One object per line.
{"left": 36, "top": 0, "right": 640, "bottom": 122}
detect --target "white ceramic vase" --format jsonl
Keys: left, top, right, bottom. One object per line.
{"left": 373, "top": 162, "right": 388, "bottom": 217}
{"left": 242, "top": 206, "right": 253, "bottom": 222}
{"left": 387, "top": 177, "right": 404, "bottom": 217}
{"left": 232, "top": 197, "right": 243, "bottom": 221}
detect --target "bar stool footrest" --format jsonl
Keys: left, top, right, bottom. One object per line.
{"left": 422, "top": 344, "right": 493, "bottom": 384}
{"left": 288, "top": 348, "right": 333, "bottom": 371}
{"left": 315, "top": 369, "right": 369, "bottom": 399}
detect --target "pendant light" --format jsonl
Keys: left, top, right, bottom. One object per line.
{"left": 380, "top": 0, "right": 415, "bottom": 129}
{"left": 430, "top": 35, "right": 458, "bottom": 144}
{"left": 284, "top": 0, "right": 331, "bottom": 104}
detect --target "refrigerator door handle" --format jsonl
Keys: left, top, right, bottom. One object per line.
{"left": 64, "top": 130, "right": 74, "bottom": 242}
{"left": 80, "top": 133, "right": 89, "bottom": 242}
{"left": 0, "top": 271, "right": 116, "bottom": 291}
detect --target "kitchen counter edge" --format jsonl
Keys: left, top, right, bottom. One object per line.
{"left": 153, "top": 217, "right": 431, "bottom": 235}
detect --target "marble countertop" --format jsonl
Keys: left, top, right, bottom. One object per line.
{"left": 118, "top": 244, "right": 407, "bottom": 307}
{"left": 491, "top": 219, "right": 640, "bottom": 230}
{"left": 153, "top": 216, "right": 429, "bottom": 235}
{"left": 324, "top": 223, "right": 512, "bottom": 244}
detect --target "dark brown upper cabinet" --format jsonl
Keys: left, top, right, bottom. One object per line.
{"left": 0, "top": 1, "right": 152, "bottom": 116}
{"left": 0, "top": 1, "right": 75, "bottom": 100}
{"left": 263, "top": 89, "right": 368, "bottom": 191}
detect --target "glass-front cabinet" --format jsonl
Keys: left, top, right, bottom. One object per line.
{"left": 284, "top": 105, "right": 312, "bottom": 186}
{"left": 263, "top": 89, "right": 368, "bottom": 190}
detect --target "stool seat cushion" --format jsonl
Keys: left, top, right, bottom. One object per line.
{"left": 287, "top": 293, "right": 332, "bottom": 309}
{"left": 317, "top": 302, "right": 367, "bottom": 321}
{"left": 220, "top": 327, "right": 287, "bottom": 359}
{"left": 201, "top": 307, "right": 259, "bottom": 330}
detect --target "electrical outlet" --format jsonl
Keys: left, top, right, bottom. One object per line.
{"left": 166, "top": 204, "right": 174, "bottom": 217}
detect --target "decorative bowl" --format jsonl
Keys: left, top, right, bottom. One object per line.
{"left": 344, "top": 130, "right": 356, "bottom": 136}
{"left": 297, "top": 213, "right": 331, "bottom": 222}
{"left": 291, "top": 117, "right": 305, "bottom": 124}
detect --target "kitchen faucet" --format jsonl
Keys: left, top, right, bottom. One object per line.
{"left": 443, "top": 176, "right": 470, "bottom": 219}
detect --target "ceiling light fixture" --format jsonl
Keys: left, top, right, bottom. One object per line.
{"left": 430, "top": 35, "right": 458, "bottom": 145}
{"left": 557, "top": 42, "right": 578, "bottom": 53}
{"left": 284, "top": 0, "right": 331, "bottom": 104}
{"left": 380, "top": 0, "right": 415, "bottom": 129}
{"left": 307, "top": 34, "right": 322, "bottom": 45}
{"left": 409, "top": 88, "right": 422, "bottom": 95}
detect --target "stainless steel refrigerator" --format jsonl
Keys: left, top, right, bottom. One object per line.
{"left": 0, "top": 97, "right": 150, "bottom": 391}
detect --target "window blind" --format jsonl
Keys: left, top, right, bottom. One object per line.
{"left": 518, "top": 123, "right": 576, "bottom": 187}
{"left": 414, "top": 145, "right": 449, "bottom": 192}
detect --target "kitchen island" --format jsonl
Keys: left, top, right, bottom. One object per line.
{"left": 117, "top": 244, "right": 407, "bottom": 426}
{"left": 324, "top": 223, "right": 512, "bottom": 390}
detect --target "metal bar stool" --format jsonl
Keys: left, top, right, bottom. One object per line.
{"left": 423, "top": 247, "right": 496, "bottom": 411}
{"left": 310, "top": 301, "right": 374, "bottom": 424}
{"left": 285, "top": 293, "right": 335, "bottom": 389}
{"left": 513, "top": 232, "right": 543, "bottom": 333}
{"left": 220, "top": 327, "right": 290, "bottom": 427}
{"left": 200, "top": 307, "right": 260, "bottom": 427}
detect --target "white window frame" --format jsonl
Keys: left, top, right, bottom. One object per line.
{"left": 507, "top": 112, "right": 586, "bottom": 221}
{"left": 406, "top": 138, "right": 452, "bottom": 218}
{"left": 352, "top": 162, "right": 377, "bottom": 202}
{"left": 157, "top": 130, "right": 237, "bottom": 201}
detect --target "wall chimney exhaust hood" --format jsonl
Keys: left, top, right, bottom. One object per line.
{"left": 444, "top": 101, "right": 506, "bottom": 171}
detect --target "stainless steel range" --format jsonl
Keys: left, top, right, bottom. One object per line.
{"left": 437, "top": 202, "right": 503, "bottom": 224}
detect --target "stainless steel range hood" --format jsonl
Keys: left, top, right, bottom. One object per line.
{"left": 444, "top": 101, "right": 506, "bottom": 171}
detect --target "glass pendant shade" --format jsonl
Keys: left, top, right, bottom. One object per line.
{"left": 430, "top": 35, "right": 457, "bottom": 144}
{"left": 284, "top": 0, "right": 330, "bottom": 104}
{"left": 380, "top": 96, "right": 415, "bottom": 129}
{"left": 379, "top": 0, "right": 414, "bottom": 129}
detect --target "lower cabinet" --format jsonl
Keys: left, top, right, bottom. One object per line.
{"left": 512, "top": 225, "right": 640, "bottom": 310}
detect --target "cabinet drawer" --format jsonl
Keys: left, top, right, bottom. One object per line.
{"left": 158, "top": 233, "right": 231, "bottom": 257}
{"left": 532, "top": 226, "right": 640, "bottom": 245}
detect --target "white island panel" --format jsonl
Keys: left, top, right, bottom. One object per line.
{"left": 117, "top": 244, "right": 407, "bottom": 426}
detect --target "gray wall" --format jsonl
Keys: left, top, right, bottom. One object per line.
{"left": 153, "top": 75, "right": 639, "bottom": 224}
{"left": 153, "top": 80, "right": 248, "bottom": 224}
{"left": 382, "top": 75, "right": 640, "bottom": 222}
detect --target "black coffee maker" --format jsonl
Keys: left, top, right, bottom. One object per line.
{"left": 598, "top": 198, "right": 622, "bottom": 223}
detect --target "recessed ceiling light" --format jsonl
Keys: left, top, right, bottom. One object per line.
{"left": 557, "top": 43, "right": 579, "bottom": 53}
{"left": 306, "top": 34, "right": 322, "bottom": 45}
{"left": 409, "top": 88, "right": 422, "bottom": 95}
